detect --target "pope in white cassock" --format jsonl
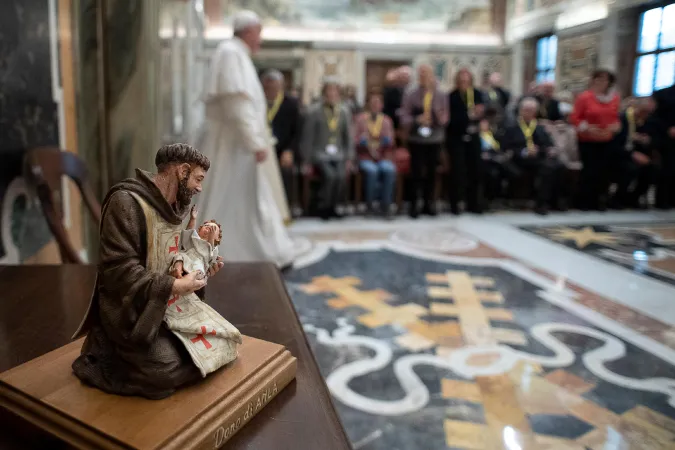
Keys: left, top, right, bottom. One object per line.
{"left": 196, "top": 10, "right": 302, "bottom": 269}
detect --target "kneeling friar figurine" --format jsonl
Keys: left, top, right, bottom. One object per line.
{"left": 72, "top": 143, "right": 242, "bottom": 400}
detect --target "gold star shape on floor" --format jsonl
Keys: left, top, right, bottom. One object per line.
{"left": 545, "top": 226, "right": 623, "bottom": 249}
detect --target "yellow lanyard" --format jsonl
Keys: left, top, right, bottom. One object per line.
{"left": 480, "top": 131, "right": 500, "bottom": 150}
{"left": 519, "top": 118, "right": 538, "bottom": 150}
{"left": 267, "top": 92, "right": 284, "bottom": 124}
{"left": 462, "top": 88, "right": 475, "bottom": 109}
{"left": 626, "top": 106, "right": 636, "bottom": 139}
{"left": 324, "top": 104, "right": 340, "bottom": 132}
{"left": 367, "top": 113, "right": 384, "bottom": 139}
{"left": 423, "top": 91, "right": 433, "bottom": 116}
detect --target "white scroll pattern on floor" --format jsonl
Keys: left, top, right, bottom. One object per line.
{"left": 305, "top": 310, "right": 675, "bottom": 416}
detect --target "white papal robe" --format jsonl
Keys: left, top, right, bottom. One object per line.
{"left": 196, "top": 37, "right": 299, "bottom": 268}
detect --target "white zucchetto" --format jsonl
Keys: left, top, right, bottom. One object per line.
{"left": 232, "top": 10, "right": 261, "bottom": 32}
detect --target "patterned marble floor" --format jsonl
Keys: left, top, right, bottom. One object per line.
{"left": 284, "top": 211, "right": 675, "bottom": 450}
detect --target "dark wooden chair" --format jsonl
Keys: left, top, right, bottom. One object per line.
{"left": 23, "top": 147, "right": 101, "bottom": 264}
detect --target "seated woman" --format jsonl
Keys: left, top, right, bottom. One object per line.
{"left": 501, "top": 98, "right": 564, "bottom": 215}
{"left": 354, "top": 91, "right": 397, "bottom": 217}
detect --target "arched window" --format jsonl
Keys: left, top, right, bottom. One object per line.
{"left": 634, "top": 3, "right": 675, "bottom": 96}
{"left": 536, "top": 35, "right": 558, "bottom": 83}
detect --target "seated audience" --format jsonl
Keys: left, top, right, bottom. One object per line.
{"left": 354, "top": 92, "right": 397, "bottom": 217}
{"left": 400, "top": 63, "right": 448, "bottom": 218}
{"left": 501, "top": 98, "right": 564, "bottom": 215}
{"left": 610, "top": 96, "right": 661, "bottom": 209}
{"left": 569, "top": 69, "right": 621, "bottom": 211}
{"left": 653, "top": 83, "right": 675, "bottom": 209}
{"left": 301, "top": 77, "right": 355, "bottom": 219}
{"left": 262, "top": 70, "right": 302, "bottom": 204}
{"left": 447, "top": 68, "right": 485, "bottom": 215}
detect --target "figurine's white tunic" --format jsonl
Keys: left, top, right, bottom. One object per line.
{"left": 130, "top": 192, "right": 241, "bottom": 377}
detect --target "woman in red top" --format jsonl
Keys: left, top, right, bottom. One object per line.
{"left": 569, "top": 69, "right": 621, "bottom": 210}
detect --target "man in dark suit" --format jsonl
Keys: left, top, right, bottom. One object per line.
{"left": 653, "top": 84, "right": 675, "bottom": 209}
{"left": 262, "top": 69, "right": 303, "bottom": 205}
{"left": 383, "top": 66, "right": 411, "bottom": 141}
{"left": 536, "top": 82, "right": 563, "bottom": 122}
{"left": 501, "top": 97, "right": 563, "bottom": 215}
{"left": 447, "top": 68, "right": 485, "bottom": 215}
{"left": 483, "top": 72, "right": 511, "bottom": 124}
{"left": 610, "top": 96, "right": 661, "bottom": 209}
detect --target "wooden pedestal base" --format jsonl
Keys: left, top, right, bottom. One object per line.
{"left": 0, "top": 336, "right": 297, "bottom": 449}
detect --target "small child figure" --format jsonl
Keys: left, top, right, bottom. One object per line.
{"left": 170, "top": 205, "right": 221, "bottom": 280}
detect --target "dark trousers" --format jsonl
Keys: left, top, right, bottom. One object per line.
{"left": 613, "top": 158, "right": 655, "bottom": 207}
{"left": 578, "top": 141, "right": 612, "bottom": 209}
{"left": 482, "top": 157, "right": 520, "bottom": 201}
{"left": 448, "top": 135, "right": 482, "bottom": 212}
{"left": 656, "top": 143, "right": 675, "bottom": 209}
{"left": 316, "top": 160, "right": 346, "bottom": 210}
{"left": 514, "top": 157, "right": 562, "bottom": 207}
{"left": 408, "top": 142, "right": 440, "bottom": 211}
{"left": 280, "top": 165, "right": 294, "bottom": 207}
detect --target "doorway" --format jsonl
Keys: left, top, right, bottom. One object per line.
{"left": 365, "top": 60, "right": 410, "bottom": 95}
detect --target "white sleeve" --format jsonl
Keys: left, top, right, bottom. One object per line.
{"left": 203, "top": 44, "right": 269, "bottom": 152}
{"left": 220, "top": 94, "right": 269, "bottom": 152}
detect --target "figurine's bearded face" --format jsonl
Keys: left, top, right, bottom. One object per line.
{"left": 177, "top": 166, "right": 205, "bottom": 210}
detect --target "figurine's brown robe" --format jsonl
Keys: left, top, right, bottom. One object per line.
{"left": 72, "top": 169, "right": 201, "bottom": 399}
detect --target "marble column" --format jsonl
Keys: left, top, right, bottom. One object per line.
{"left": 510, "top": 39, "right": 525, "bottom": 97}
{"left": 0, "top": 0, "right": 59, "bottom": 263}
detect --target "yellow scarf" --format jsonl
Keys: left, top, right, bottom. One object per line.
{"left": 462, "top": 88, "right": 475, "bottom": 109}
{"left": 423, "top": 91, "right": 433, "bottom": 116}
{"left": 519, "top": 118, "right": 538, "bottom": 150}
{"left": 267, "top": 92, "right": 284, "bottom": 124}
{"left": 324, "top": 104, "right": 340, "bottom": 132}
{"left": 367, "top": 113, "right": 385, "bottom": 139}
{"left": 626, "top": 106, "right": 636, "bottom": 140}
{"left": 480, "top": 131, "right": 500, "bottom": 150}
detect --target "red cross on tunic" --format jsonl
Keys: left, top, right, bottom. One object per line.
{"left": 168, "top": 295, "right": 182, "bottom": 312}
{"left": 191, "top": 326, "right": 217, "bottom": 350}
{"left": 168, "top": 235, "right": 179, "bottom": 254}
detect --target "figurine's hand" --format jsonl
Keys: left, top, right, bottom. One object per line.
{"left": 170, "top": 261, "right": 184, "bottom": 279}
{"left": 172, "top": 270, "right": 207, "bottom": 296}
{"left": 207, "top": 256, "right": 224, "bottom": 278}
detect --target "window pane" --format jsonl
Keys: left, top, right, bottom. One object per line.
{"left": 537, "top": 38, "right": 548, "bottom": 71}
{"left": 635, "top": 54, "right": 656, "bottom": 96}
{"left": 546, "top": 70, "right": 555, "bottom": 82}
{"left": 660, "top": 4, "right": 675, "bottom": 49}
{"left": 536, "top": 72, "right": 545, "bottom": 84}
{"left": 547, "top": 35, "right": 558, "bottom": 70}
{"left": 639, "top": 7, "right": 663, "bottom": 53}
{"left": 655, "top": 51, "right": 675, "bottom": 90}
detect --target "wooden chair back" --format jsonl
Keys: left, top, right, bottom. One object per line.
{"left": 23, "top": 147, "right": 101, "bottom": 264}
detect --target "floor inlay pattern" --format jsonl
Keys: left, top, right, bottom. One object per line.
{"left": 521, "top": 222, "right": 675, "bottom": 286}
{"left": 284, "top": 233, "right": 675, "bottom": 449}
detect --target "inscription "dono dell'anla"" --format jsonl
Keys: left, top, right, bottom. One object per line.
{"left": 213, "top": 381, "right": 279, "bottom": 448}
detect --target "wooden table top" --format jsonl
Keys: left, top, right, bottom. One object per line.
{"left": 0, "top": 263, "right": 351, "bottom": 450}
